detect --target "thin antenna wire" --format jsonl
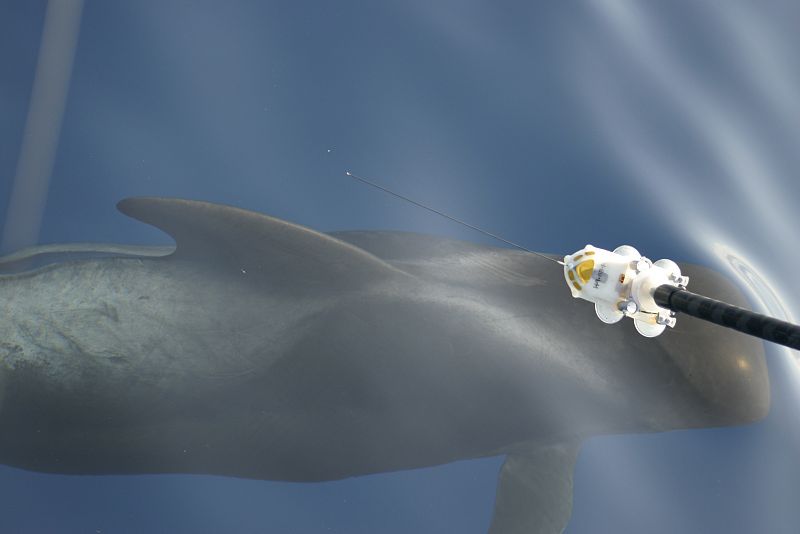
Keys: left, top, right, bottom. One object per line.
{"left": 346, "top": 171, "right": 564, "bottom": 265}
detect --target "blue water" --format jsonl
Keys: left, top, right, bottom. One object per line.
{"left": 1, "top": 1, "right": 799, "bottom": 532}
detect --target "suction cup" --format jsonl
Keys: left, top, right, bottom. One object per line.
{"left": 595, "top": 302, "right": 624, "bottom": 324}
{"left": 613, "top": 245, "right": 640, "bottom": 258}
{"left": 634, "top": 319, "right": 666, "bottom": 337}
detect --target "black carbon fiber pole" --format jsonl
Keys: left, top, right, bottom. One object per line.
{"left": 654, "top": 285, "right": 800, "bottom": 350}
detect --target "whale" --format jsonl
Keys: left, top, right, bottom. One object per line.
{"left": 0, "top": 197, "right": 769, "bottom": 533}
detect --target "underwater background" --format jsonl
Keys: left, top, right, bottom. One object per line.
{"left": 1, "top": 1, "right": 799, "bottom": 532}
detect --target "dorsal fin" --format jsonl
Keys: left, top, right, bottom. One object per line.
{"left": 116, "top": 197, "right": 405, "bottom": 287}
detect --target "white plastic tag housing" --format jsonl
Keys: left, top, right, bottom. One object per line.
{"left": 563, "top": 245, "right": 688, "bottom": 337}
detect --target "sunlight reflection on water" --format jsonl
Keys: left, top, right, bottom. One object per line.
{"left": 576, "top": 0, "right": 800, "bottom": 371}
{"left": 714, "top": 243, "right": 799, "bottom": 368}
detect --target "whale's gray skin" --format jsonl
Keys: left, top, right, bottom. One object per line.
{"left": 0, "top": 198, "right": 769, "bottom": 533}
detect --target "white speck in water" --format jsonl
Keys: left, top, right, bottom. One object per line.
{"left": 241, "top": 268, "right": 247, "bottom": 274}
